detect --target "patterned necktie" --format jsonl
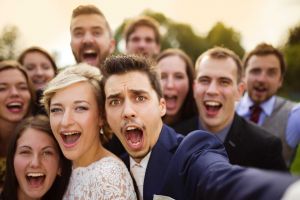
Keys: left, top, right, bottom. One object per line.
{"left": 250, "top": 105, "right": 262, "bottom": 123}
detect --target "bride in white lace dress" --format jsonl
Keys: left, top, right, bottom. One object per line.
{"left": 42, "top": 64, "right": 137, "bottom": 200}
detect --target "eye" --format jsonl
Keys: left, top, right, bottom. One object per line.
{"left": 136, "top": 96, "right": 146, "bottom": 102}
{"left": 219, "top": 79, "right": 231, "bottom": 86}
{"left": 75, "top": 106, "right": 88, "bottom": 112}
{"left": 25, "top": 64, "right": 35, "bottom": 71}
{"left": 42, "top": 150, "right": 54, "bottom": 157}
{"left": 18, "top": 84, "right": 29, "bottom": 91}
{"left": 198, "top": 77, "right": 210, "bottom": 85}
{"left": 249, "top": 68, "right": 261, "bottom": 75}
{"left": 41, "top": 64, "right": 52, "bottom": 70}
{"left": 50, "top": 107, "right": 62, "bottom": 113}
{"left": 109, "top": 99, "right": 121, "bottom": 106}
{"left": 18, "top": 150, "right": 31, "bottom": 155}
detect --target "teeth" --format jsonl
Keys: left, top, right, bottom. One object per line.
{"left": 62, "top": 131, "right": 80, "bottom": 136}
{"left": 8, "top": 102, "right": 22, "bottom": 106}
{"left": 126, "top": 126, "right": 136, "bottom": 131}
{"left": 27, "top": 172, "right": 44, "bottom": 177}
{"left": 205, "top": 101, "right": 221, "bottom": 106}
{"left": 84, "top": 49, "right": 96, "bottom": 53}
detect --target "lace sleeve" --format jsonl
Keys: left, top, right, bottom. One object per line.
{"left": 63, "top": 157, "right": 137, "bottom": 200}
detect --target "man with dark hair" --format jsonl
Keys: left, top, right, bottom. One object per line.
{"left": 124, "top": 16, "right": 161, "bottom": 58}
{"left": 176, "top": 47, "right": 287, "bottom": 171}
{"left": 236, "top": 43, "right": 298, "bottom": 166}
{"left": 70, "top": 4, "right": 115, "bottom": 69}
{"left": 101, "top": 54, "right": 297, "bottom": 200}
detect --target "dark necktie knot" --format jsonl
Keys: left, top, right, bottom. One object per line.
{"left": 250, "top": 105, "right": 262, "bottom": 123}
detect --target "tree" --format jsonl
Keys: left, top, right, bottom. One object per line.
{"left": 114, "top": 10, "right": 244, "bottom": 63}
{"left": 0, "top": 25, "right": 19, "bottom": 61}
{"left": 281, "top": 22, "right": 300, "bottom": 100}
{"left": 206, "top": 22, "right": 245, "bottom": 58}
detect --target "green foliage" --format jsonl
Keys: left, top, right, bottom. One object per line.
{"left": 206, "top": 22, "right": 245, "bottom": 58}
{"left": 113, "top": 9, "right": 245, "bottom": 63}
{"left": 281, "top": 22, "right": 300, "bottom": 101}
{"left": 0, "top": 25, "right": 19, "bottom": 61}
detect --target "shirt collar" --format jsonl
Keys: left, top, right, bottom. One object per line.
{"left": 130, "top": 151, "right": 151, "bottom": 169}
{"left": 198, "top": 117, "right": 232, "bottom": 143}
{"left": 237, "top": 92, "right": 275, "bottom": 116}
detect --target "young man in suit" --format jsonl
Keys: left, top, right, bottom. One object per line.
{"left": 176, "top": 47, "right": 287, "bottom": 171}
{"left": 101, "top": 54, "right": 296, "bottom": 200}
{"left": 236, "top": 43, "right": 297, "bottom": 166}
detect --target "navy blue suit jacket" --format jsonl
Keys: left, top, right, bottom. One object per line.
{"left": 161, "top": 130, "right": 297, "bottom": 200}
{"left": 123, "top": 125, "right": 183, "bottom": 200}
{"left": 122, "top": 125, "right": 296, "bottom": 200}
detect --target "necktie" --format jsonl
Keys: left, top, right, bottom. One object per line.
{"left": 250, "top": 105, "right": 262, "bottom": 123}
{"left": 131, "top": 164, "right": 144, "bottom": 200}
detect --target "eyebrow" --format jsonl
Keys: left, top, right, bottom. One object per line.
{"left": 50, "top": 100, "right": 89, "bottom": 106}
{"left": 106, "top": 89, "right": 148, "bottom": 99}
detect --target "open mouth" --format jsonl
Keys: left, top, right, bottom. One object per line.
{"left": 26, "top": 172, "right": 45, "bottom": 187}
{"left": 253, "top": 86, "right": 267, "bottom": 93}
{"left": 6, "top": 102, "right": 23, "bottom": 113}
{"left": 124, "top": 126, "right": 144, "bottom": 150}
{"left": 60, "top": 131, "right": 81, "bottom": 147}
{"left": 204, "top": 101, "right": 222, "bottom": 117}
{"left": 81, "top": 49, "right": 98, "bottom": 65}
{"left": 164, "top": 95, "right": 178, "bottom": 110}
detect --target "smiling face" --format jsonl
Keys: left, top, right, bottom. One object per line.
{"left": 23, "top": 51, "right": 56, "bottom": 90}
{"left": 245, "top": 55, "right": 282, "bottom": 104}
{"left": 70, "top": 14, "right": 115, "bottom": 68}
{"left": 49, "top": 82, "right": 103, "bottom": 167}
{"left": 14, "top": 128, "right": 60, "bottom": 200}
{"left": 105, "top": 71, "right": 166, "bottom": 163}
{"left": 126, "top": 26, "right": 160, "bottom": 58}
{"left": 193, "top": 56, "right": 244, "bottom": 133}
{"left": 158, "top": 55, "right": 189, "bottom": 121}
{"left": 0, "top": 69, "right": 31, "bottom": 123}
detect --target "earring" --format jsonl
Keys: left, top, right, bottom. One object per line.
{"left": 100, "top": 128, "right": 104, "bottom": 135}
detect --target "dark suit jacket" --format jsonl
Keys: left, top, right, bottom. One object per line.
{"left": 174, "top": 113, "right": 287, "bottom": 171}
{"left": 122, "top": 125, "right": 183, "bottom": 200}
{"left": 161, "top": 131, "right": 297, "bottom": 200}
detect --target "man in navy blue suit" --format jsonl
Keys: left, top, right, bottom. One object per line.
{"left": 101, "top": 54, "right": 297, "bottom": 200}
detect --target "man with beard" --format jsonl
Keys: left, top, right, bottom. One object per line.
{"left": 124, "top": 16, "right": 161, "bottom": 59}
{"left": 236, "top": 43, "right": 298, "bottom": 167}
{"left": 70, "top": 5, "right": 115, "bottom": 69}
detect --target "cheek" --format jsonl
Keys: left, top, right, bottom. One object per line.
{"left": 14, "top": 156, "right": 26, "bottom": 178}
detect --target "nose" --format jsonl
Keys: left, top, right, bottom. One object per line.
{"left": 122, "top": 99, "right": 136, "bottom": 119}
{"left": 30, "top": 154, "right": 41, "bottom": 168}
{"left": 165, "top": 76, "right": 175, "bottom": 89}
{"left": 206, "top": 80, "right": 219, "bottom": 95}
{"left": 256, "top": 71, "right": 267, "bottom": 82}
{"left": 61, "top": 109, "right": 75, "bottom": 127}
{"left": 82, "top": 32, "right": 94, "bottom": 43}
{"left": 35, "top": 66, "right": 43, "bottom": 76}
{"left": 9, "top": 86, "right": 20, "bottom": 97}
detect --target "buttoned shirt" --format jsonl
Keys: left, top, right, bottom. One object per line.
{"left": 130, "top": 152, "right": 151, "bottom": 200}
{"left": 236, "top": 92, "right": 300, "bottom": 148}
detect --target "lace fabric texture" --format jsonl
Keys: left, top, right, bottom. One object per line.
{"left": 63, "top": 156, "right": 137, "bottom": 200}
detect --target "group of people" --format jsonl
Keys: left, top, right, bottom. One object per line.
{"left": 0, "top": 3, "right": 300, "bottom": 200}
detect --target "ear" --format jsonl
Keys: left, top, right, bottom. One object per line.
{"left": 109, "top": 39, "right": 116, "bottom": 54}
{"left": 236, "top": 81, "right": 246, "bottom": 101}
{"left": 57, "top": 167, "right": 62, "bottom": 176}
{"left": 159, "top": 98, "right": 166, "bottom": 117}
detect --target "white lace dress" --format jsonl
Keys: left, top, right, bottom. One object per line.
{"left": 63, "top": 156, "right": 137, "bottom": 200}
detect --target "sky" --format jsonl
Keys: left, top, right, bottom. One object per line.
{"left": 1, "top": 0, "right": 300, "bottom": 67}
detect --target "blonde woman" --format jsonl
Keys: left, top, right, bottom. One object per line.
{"left": 42, "top": 63, "right": 137, "bottom": 199}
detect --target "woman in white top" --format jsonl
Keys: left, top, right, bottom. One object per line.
{"left": 42, "top": 64, "right": 137, "bottom": 200}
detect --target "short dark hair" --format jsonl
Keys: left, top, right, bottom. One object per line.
{"left": 1, "top": 115, "right": 71, "bottom": 200}
{"left": 124, "top": 16, "right": 161, "bottom": 45}
{"left": 18, "top": 46, "right": 58, "bottom": 75}
{"left": 71, "top": 4, "right": 113, "bottom": 37}
{"left": 243, "top": 43, "right": 286, "bottom": 76}
{"left": 196, "top": 47, "right": 243, "bottom": 83}
{"left": 101, "top": 54, "right": 163, "bottom": 100}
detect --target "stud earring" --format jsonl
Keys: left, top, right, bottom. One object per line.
{"left": 100, "top": 128, "right": 104, "bottom": 135}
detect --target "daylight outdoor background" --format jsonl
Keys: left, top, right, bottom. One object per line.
{"left": 1, "top": 0, "right": 300, "bottom": 172}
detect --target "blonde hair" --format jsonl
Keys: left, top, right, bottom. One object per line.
{"left": 42, "top": 63, "right": 111, "bottom": 143}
